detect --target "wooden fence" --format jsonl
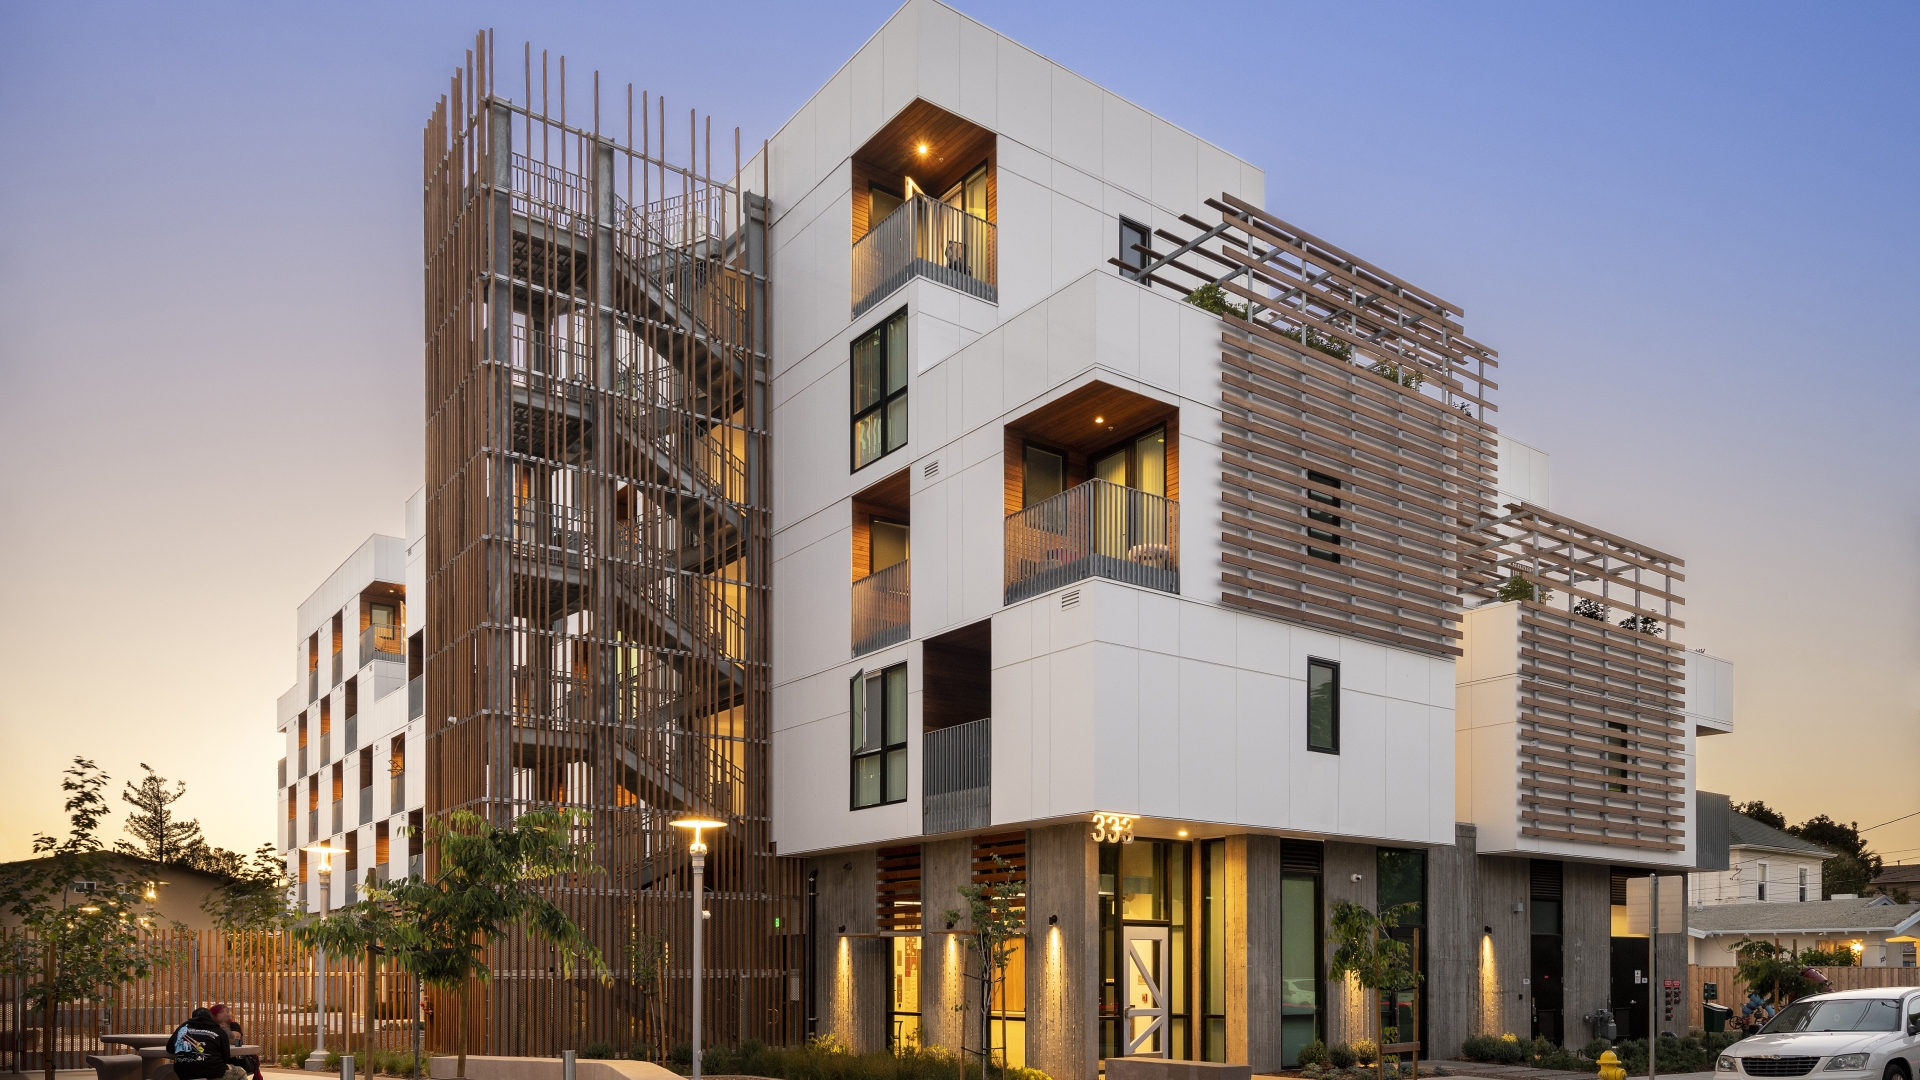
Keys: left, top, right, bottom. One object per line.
{"left": 2, "top": 930, "right": 423, "bottom": 1072}
{"left": 1688, "top": 965, "right": 1920, "bottom": 1029}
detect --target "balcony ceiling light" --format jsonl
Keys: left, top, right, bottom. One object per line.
{"left": 916, "top": 143, "right": 929, "bottom": 156}
{"left": 1093, "top": 416, "right": 1104, "bottom": 424}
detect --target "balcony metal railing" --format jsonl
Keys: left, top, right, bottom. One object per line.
{"left": 331, "top": 649, "right": 343, "bottom": 687}
{"left": 298, "top": 746, "right": 307, "bottom": 776}
{"left": 307, "top": 808, "right": 318, "bottom": 841}
{"left": 408, "top": 674, "right": 424, "bottom": 719}
{"left": 359, "top": 786, "right": 373, "bottom": 826}
{"left": 361, "top": 623, "right": 405, "bottom": 665}
{"left": 1004, "top": 479, "right": 1179, "bottom": 605}
{"left": 408, "top": 853, "right": 424, "bottom": 879}
{"left": 308, "top": 668, "right": 318, "bottom": 702}
{"left": 320, "top": 737, "right": 331, "bottom": 767}
{"left": 344, "top": 715, "right": 357, "bottom": 753}
{"left": 851, "top": 559, "right": 911, "bottom": 656}
{"left": 391, "top": 773, "right": 405, "bottom": 812}
{"left": 852, "top": 193, "right": 996, "bottom": 318}
{"left": 924, "top": 718, "right": 991, "bottom": 835}
{"left": 330, "top": 799, "right": 343, "bottom": 836}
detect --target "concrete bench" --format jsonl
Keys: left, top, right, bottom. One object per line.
{"left": 86, "top": 1053, "right": 144, "bottom": 1080}
{"left": 429, "top": 1056, "right": 680, "bottom": 1080}
{"left": 1104, "top": 1059, "right": 1253, "bottom": 1080}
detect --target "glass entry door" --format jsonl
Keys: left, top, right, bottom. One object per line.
{"left": 1123, "top": 925, "right": 1170, "bottom": 1057}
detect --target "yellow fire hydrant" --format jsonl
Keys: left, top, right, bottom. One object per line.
{"left": 1597, "top": 1049, "right": 1626, "bottom": 1080}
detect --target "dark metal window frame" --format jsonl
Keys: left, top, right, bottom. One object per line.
{"left": 851, "top": 306, "right": 910, "bottom": 473}
{"left": 1118, "top": 217, "right": 1151, "bottom": 279}
{"left": 1307, "top": 657, "right": 1340, "bottom": 754}
{"left": 851, "top": 662, "right": 910, "bottom": 809}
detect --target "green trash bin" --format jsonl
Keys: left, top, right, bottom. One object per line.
{"left": 1704, "top": 1003, "right": 1733, "bottom": 1032}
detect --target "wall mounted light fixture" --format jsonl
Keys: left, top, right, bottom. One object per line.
{"left": 1484, "top": 925, "right": 1493, "bottom": 935}
{"left": 837, "top": 925, "right": 846, "bottom": 935}
{"left": 1048, "top": 914, "right": 1058, "bottom": 925}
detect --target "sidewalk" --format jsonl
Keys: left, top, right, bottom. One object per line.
{"left": 1425, "top": 1063, "right": 1714, "bottom": 1080}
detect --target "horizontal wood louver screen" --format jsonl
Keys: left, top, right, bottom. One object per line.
{"left": 877, "top": 844, "right": 923, "bottom": 932}
{"left": 971, "top": 831, "right": 1028, "bottom": 913}
{"left": 420, "top": 34, "right": 800, "bottom": 1057}
{"left": 1113, "top": 194, "right": 1501, "bottom": 657}
{"left": 1467, "top": 505, "right": 1689, "bottom": 853}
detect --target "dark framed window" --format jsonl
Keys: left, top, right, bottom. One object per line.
{"left": 1118, "top": 218, "right": 1151, "bottom": 279}
{"left": 851, "top": 663, "right": 909, "bottom": 808}
{"left": 1307, "top": 658, "right": 1339, "bottom": 753}
{"left": 1021, "top": 443, "right": 1065, "bottom": 507}
{"left": 852, "top": 308, "right": 909, "bottom": 471}
{"left": 1305, "top": 470, "right": 1343, "bottom": 563}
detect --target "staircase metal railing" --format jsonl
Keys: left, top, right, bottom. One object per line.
{"left": 924, "top": 718, "right": 991, "bottom": 834}
{"left": 851, "top": 559, "right": 911, "bottom": 656}
{"left": 1004, "top": 479, "right": 1180, "bottom": 605}
{"left": 852, "top": 192, "right": 996, "bottom": 318}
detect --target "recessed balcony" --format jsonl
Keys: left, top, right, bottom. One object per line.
{"left": 361, "top": 622, "right": 405, "bottom": 665}
{"left": 850, "top": 99, "right": 996, "bottom": 319}
{"left": 851, "top": 468, "right": 911, "bottom": 657}
{"left": 852, "top": 559, "right": 911, "bottom": 656}
{"left": 1002, "top": 381, "right": 1181, "bottom": 605}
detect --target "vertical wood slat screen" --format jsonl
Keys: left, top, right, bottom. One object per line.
{"left": 0, "top": 930, "right": 424, "bottom": 1072}
{"left": 419, "top": 33, "right": 802, "bottom": 1058}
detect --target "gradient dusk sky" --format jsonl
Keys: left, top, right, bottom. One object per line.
{"left": 2, "top": 2, "right": 1915, "bottom": 865}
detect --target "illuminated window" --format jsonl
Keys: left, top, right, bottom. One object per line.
{"left": 852, "top": 309, "right": 909, "bottom": 471}
{"left": 851, "top": 664, "right": 909, "bottom": 808}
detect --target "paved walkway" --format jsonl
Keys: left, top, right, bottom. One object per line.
{"left": 1423, "top": 1064, "right": 1713, "bottom": 1080}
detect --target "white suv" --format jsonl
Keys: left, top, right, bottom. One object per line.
{"left": 1719, "top": 989, "right": 1920, "bottom": 1080}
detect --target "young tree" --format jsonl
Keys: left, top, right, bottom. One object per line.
{"left": 1496, "top": 576, "right": 1552, "bottom": 604}
{"left": 301, "top": 808, "right": 609, "bottom": 1079}
{"left": 116, "top": 763, "right": 206, "bottom": 866}
{"left": 0, "top": 759, "right": 178, "bottom": 1080}
{"left": 1328, "top": 901, "right": 1421, "bottom": 1078}
{"left": 944, "top": 854, "right": 1026, "bottom": 1080}
{"left": 1732, "top": 938, "right": 1817, "bottom": 1007}
{"left": 626, "top": 928, "right": 670, "bottom": 1063}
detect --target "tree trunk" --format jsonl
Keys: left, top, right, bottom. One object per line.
{"left": 457, "top": 980, "right": 469, "bottom": 1079}
{"left": 43, "top": 942, "right": 56, "bottom": 1080}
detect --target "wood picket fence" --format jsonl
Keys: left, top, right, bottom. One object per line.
{"left": 2, "top": 930, "right": 425, "bottom": 1072}
{"left": 1688, "top": 964, "right": 1920, "bottom": 1029}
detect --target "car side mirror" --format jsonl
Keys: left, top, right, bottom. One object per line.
{"left": 1908, "top": 1015, "right": 1919, "bottom": 1037}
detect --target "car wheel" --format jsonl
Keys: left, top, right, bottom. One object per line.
{"left": 1884, "top": 1062, "right": 1910, "bottom": 1080}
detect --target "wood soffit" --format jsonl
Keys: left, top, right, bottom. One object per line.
{"left": 855, "top": 98, "right": 994, "bottom": 196}
{"left": 1007, "top": 381, "right": 1176, "bottom": 453}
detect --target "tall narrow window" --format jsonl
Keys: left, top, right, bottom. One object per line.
{"left": 852, "top": 308, "right": 909, "bottom": 470}
{"left": 1118, "top": 218, "right": 1150, "bottom": 279}
{"left": 1305, "top": 470, "right": 1343, "bottom": 563}
{"left": 1799, "top": 866, "right": 1808, "bottom": 902}
{"left": 1307, "top": 658, "right": 1339, "bottom": 754}
{"left": 1757, "top": 861, "right": 1769, "bottom": 902}
{"left": 851, "top": 663, "right": 909, "bottom": 808}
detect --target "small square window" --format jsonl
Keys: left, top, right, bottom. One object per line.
{"left": 1307, "top": 658, "right": 1339, "bottom": 754}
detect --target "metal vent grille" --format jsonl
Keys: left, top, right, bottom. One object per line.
{"left": 1530, "top": 859, "right": 1564, "bottom": 901}
{"left": 1061, "top": 589, "right": 1081, "bottom": 609}
{"left": 1741, "top": 1059, "right": 1819, "bottom": 1077}
{"left": 924, "top": 460, "right": 940, "bottom": 478}
{"left": 1281, "top": 839, "right": 1323, "bottom": 875}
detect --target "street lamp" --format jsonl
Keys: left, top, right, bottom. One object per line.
{"left": 301, "top": 845, "right": 345, "bottom": 1071}
{"left": 670, "top": 817, "right": 726, "bottom": 1080}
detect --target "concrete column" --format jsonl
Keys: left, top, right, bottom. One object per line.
{"left": 1475, "top": 855, "right": 1531, "bottom": 1039}
{"left": 919, "top": 838, "right": 972, "bottom": 1055}
{"left": 1322, "top": 842, "right": 1377, "bottom": 1048}
{"left": 1564, "top": 862, "right": 1613, "bottom": 1047}
{"left": 809, "top": 851, "right": 886, "bottom": 1053}
{"left": 1026, "top": 825, "right": 1098, "bottom": 1080}
{"left": 1425, "top": 824, "right": 1482, "bottom": 1058}
{"left": 1224, "top": 835, "right": 1285, "bottom": 1070}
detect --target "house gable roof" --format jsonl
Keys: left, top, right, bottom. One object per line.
{"left": 1728, "top": 814, "right": 1835, "bottom": 859}
{"left": 1689, "top": 896, "right": 1920, "bottom": 936}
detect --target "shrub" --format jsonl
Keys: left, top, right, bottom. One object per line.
{"left": 1581, "top": 1039, "right": 1612, "bottom": 1060}
{"left": 669, "top": 1042, "right": 694, "bottom": 1066}
{"left": 1329, "top": 1044, "right": 1358, "bottom": 1069}
{"left": 324, "top": 1051, "right": 346, "bottom": 1071}
{"left": 630, "top": 1043, "right": 653, "bottom": 1063}
{"left": 1492, "top": 1035, "right": 1527, "bottom": 1065}
{"left": 1352, "top": 1038, "right": 1378, "bottom": 1066}
{"left": 702, "top": 1047, "right": 736, "bottom": 1075}
{"left": 580, "top": 1042, "right": 616, "bottom": 1060}
{"left": 278, "top": 1043, "right": 314, "bottom": 1071}
{"left": 1185, "top": 283, "right": 1247, "bottom": 320}
{"left": 1297, "top": 1040, "right": 1329, "bottom": 1067}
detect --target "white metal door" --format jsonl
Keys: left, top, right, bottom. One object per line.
{"left": 1123, "top": 925, "right": 1170, "bottom": 1057}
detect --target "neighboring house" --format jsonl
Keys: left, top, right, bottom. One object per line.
{"left": 277, "top": 0, "right": 1745, "bottom": 1070}
{"left": 1872, "top": 864, "right": 1920, "bottom": 900}
{"left": 1691, "top": 814, "right": 1834, "bottom": 906}
{"left": 1689, "top": 896, "right": 1920, "bottom": 968}
{"left": 273, "top": 494, "right": 427, "bottom": 913}
{"left": 0, "top": 853, "right": 233, "bottom": 932}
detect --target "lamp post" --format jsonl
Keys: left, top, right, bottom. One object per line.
{"left": 670, "top": 818, "right": 726, "bottom": 1080}
{"left": 301, "top": 846, "right": 341, "bottom": 1071}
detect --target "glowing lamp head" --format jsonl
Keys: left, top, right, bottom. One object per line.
{"left": 1849, "top": 942, "right": 1864, "bottom": 955}
{"left": 302, "top": 843, "right": 343, "bottom": 877}
{"left": 916, "top": 143, "right": 929, "bottom": 156}
{"left": 671, "top": 816, "right": 727, "bottom": 853}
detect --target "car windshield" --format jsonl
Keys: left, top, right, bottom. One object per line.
{"left": 1762, "top": 998, "right": 1902, "bottom": 1034}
